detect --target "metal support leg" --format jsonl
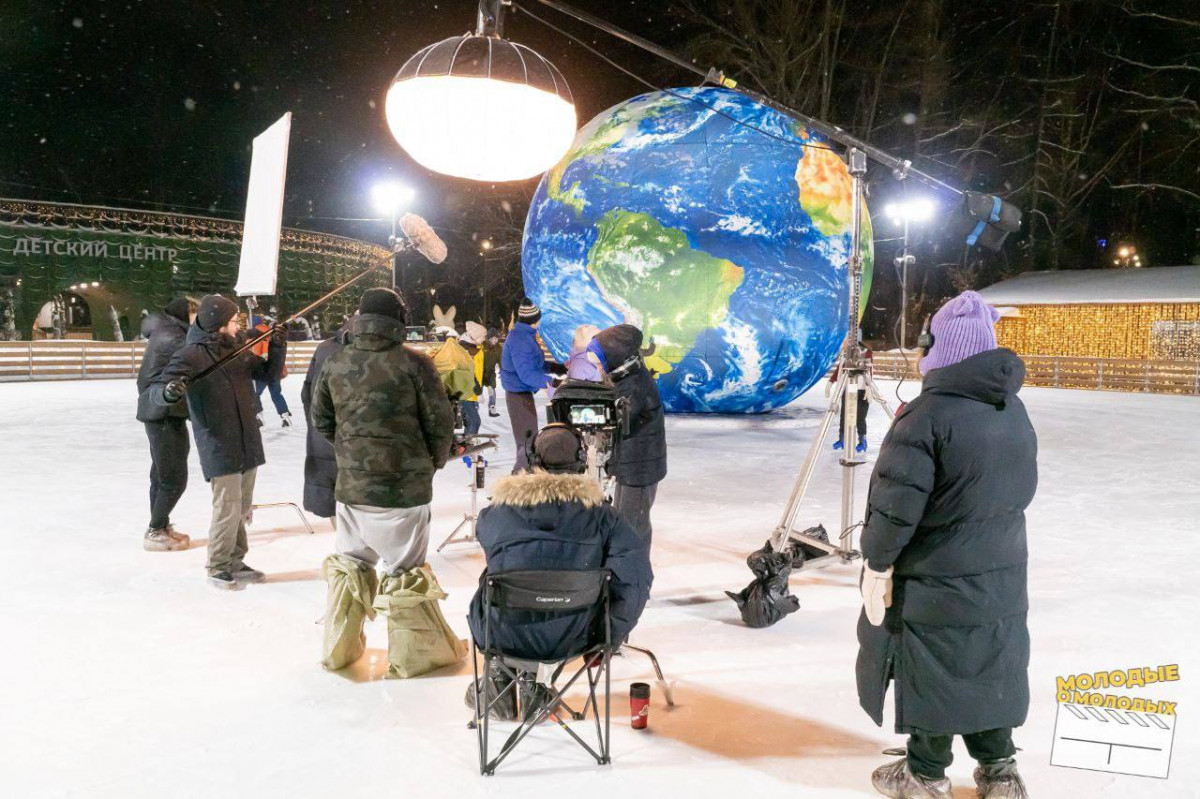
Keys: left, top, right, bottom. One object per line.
{"left": 771, "top": 370, "right": 848, "bottom": 552}
{"left": 619, "top": 643, "right": 675, "bottom": 707}
{"left": 769, "top": 355, "right": 897, "bottom": 569}
{"left": 249, "top": 502, "right": 316, "bottom": 534}
{"left": 437, "top": 455, "right": 487, "bottom": 552}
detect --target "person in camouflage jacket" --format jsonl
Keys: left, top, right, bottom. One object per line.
{"left": 310, "top": 289, "right": 462, "bottom": 678}
{"left": 311, "top": 297, "right": 454, "bottom": 511}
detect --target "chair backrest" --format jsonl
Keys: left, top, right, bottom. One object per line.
{"left": 485, "top": 569, "right": 610, "bottom": 613}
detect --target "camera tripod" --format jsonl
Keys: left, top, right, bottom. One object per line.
{"left": 768, "top": 148, "right": 895, "bottom": 569}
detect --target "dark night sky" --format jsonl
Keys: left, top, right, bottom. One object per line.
{"left": 0, "top": 0, "right": 681, "bottom": 243}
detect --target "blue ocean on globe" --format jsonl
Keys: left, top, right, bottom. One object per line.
{"left": 522, "top": 86, "right": 873, "bottom": 413}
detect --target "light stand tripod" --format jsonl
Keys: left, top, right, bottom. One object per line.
{"left": 437, "top": 452, "right": 492, "bottom": 552}
{"left": 769, "top": 148, "right": 895, "bottom": 568}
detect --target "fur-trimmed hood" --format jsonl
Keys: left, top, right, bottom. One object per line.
{"left": 491, "top": 471, "right": 605, "bottom": 509}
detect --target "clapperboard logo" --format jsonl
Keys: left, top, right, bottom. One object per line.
{"left": 1051, "top": 702, "right": 1176, "bottom": 779}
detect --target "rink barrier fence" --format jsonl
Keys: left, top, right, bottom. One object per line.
{"left": 0, "top": 342, "right": 1196, "bottom": 395}
{"left": 0, "top": 340, "right": 322, "bottom": 382}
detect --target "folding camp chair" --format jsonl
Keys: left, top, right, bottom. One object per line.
{"left": 471, "top": 569, "right": 612, "bottom": 776}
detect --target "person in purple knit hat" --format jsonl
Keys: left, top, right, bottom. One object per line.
{"left": 857, "top": 291, "right": 1038, "bottom": 799}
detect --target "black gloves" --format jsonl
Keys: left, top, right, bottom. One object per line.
{"left": 163, "top": 377, "right": 189, "bottom": 403}
{"left": 545, "top": 360, "right": 568, "bottom": 377}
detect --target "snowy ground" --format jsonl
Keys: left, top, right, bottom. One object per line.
{"left": 1, "top": 377, "right": 1197, "bottom": 798}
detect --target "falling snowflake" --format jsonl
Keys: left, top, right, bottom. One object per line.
{"left": 368, "top": 99, "right": 376, "bottom": 109}
{"left": 902, "top": 112, "right": 917, "bottom": 125}
{"left": 183, "top": 98, "right": 197, "bottom": 111}
{"left": 72, "top": 18, "right": 83, "bottom": 28}
{"left": 233, "top": 81, "right": 241, "bottom": 90}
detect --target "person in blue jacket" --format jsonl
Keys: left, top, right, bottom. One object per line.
{"left": 500, "top": 299, "right": 558, "bottom": 472}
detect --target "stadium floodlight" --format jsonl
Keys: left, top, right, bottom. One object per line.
{"left": 371, "top": 182, "right": 415, "bottom": 217}
{"left": 383, "top": 0, "right": 576, "bottom": 182}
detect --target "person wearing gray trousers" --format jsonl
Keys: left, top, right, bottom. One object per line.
{"left": 334, "top": 502, "right": 431, "bottom": 575}
{"left": 506, "top": 391, "right": 540, "bottom": 473}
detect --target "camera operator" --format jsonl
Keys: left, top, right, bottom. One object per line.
{"left": 466, "top": 423, "right": 652, "bottom": 717}
{"left": 858, "top": 292, "right": 1036, "bottom": 799}
{"left": 311, "top": 288, "right": 461, "bottom": 677}
{"left": 592, "top": 324, "right": 666, "bottom": 545}
{"left": 152, "top": 294, "right": 285, "bottom": 590}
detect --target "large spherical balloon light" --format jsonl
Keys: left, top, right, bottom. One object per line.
{"left": 385, "top": 34, "right": 577, "bottom": 182}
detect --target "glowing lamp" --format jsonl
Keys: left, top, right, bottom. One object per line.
{"left": 884, "top": 197, "right": 937, "bottom": 225}
{"left": 385, "top": 35, "right": 576, "bottom": 182}
{"left": 371, "top": 182, "right": 415, "bottom": 216}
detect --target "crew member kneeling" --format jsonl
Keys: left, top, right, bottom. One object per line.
{"left": 467, "top": 424, "right": 652, "bottom": 713}
{"left": 311, "top": 288, "right": 462, "bottom": 678}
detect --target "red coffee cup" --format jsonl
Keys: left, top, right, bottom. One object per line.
{"left": 630, "top": 682, "right": 651, "bottom": 730}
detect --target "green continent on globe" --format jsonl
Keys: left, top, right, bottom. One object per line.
{"left": 586, "top": 209, "right": 744, "bottom": 375}
{"left": 547, "top": 94, "right": 686, "bottom": 216}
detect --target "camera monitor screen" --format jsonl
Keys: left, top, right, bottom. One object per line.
{"left": 569, "top": 404, "right": 609, "bottom": 427}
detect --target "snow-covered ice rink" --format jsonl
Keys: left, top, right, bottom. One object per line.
{"left": 1, "top": 378, "right": 1197, "bottom": 798}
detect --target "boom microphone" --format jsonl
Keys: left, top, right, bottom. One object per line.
{"left": 399, "top": 213, "right": 448, "bottom": 264}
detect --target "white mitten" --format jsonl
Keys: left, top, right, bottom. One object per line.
{"left": 861, "top": 564, "right": 893, "bottom": 626}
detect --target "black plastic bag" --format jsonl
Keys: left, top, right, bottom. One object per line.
{"left": 786, "top": 524, "right": 830, "bottom": 568}
{"left": 726, "top": 540, "right": 801, "bottom": 628}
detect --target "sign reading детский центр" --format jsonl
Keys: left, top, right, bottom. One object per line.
{"left": 1051, "top": 664, "right": 1180, "bottom": 779}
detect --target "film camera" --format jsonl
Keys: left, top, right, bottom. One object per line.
{"left": 548, "top": 379, "right": 630, "bottom": 490}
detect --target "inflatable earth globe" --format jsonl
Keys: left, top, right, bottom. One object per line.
{"left": 522, "top": 86, "right": 873, "bottom": 413}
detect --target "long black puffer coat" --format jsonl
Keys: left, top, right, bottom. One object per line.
{"left": 468, "top": 471, "right": 653, "bottom": 662}
{"left": 136, "top": 313, "right": 190, "bottom": 422}
{"left": 857, "top": 348, "right": 1038, "bottom": 736}
{"left": 300, "top": 326, "right": 351, "bottom": 518}
{"left": 593, "top": 324, "right": 667, "bottom": 488}
{"left": 152, "top": 324, "right": 284, "bottom": 480}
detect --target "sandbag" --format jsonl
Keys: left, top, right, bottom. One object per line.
{"left": 373, "top": 564, "right": 466, "bottom": 679}
{"left": 726, "top": 539, "right": 801, "bottom": 628}
{"left": 321, "top": 554, "right": 378, "bottom": 671}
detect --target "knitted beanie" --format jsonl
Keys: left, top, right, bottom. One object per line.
{"left": 920, "top": 290, "right": 1002, "bottom": 375}
{"left": 164, "top": 297, "right": 193, "bottom": 324}
{"left": 358, "top": 287, "right": 408, "bottom": 322}
{"left": 533, "top": 424, "right": 585, "bottom": 474}
{"left": 517, "top": 298, "right": 541, "bottom": 325}
{"left": 196, "top": 294, "right": 239, "bottom": 333}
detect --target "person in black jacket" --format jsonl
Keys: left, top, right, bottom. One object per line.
{"left": 857, "top": 291, "right": 1036, "bottom": 799}
{"left": 152, "top": 294, "right": 285, "bottom": 591}
{"left": 592, "top": 324, "right": 667, "bottom": 544}
{"left": 300, "top": 319, "right": 351, "bottom": 521}
{"left": 466, "top": 424, "right": 651, "bottom": 718}
{"left": 135, "top": 297, "right": 197, "bottom": 552}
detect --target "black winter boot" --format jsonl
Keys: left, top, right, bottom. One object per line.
{"left": 973, "top": 758, "right": 1028, "bottom": 798}
{"left": 231, "top": 564, "right": 266, "bottom": 583}
{"left": 208, "top": 571, "right": 245, "bottom": 591}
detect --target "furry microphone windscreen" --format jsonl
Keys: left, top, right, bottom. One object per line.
{"left": 399, "top": 213, "right": 448, "bottom": 264}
